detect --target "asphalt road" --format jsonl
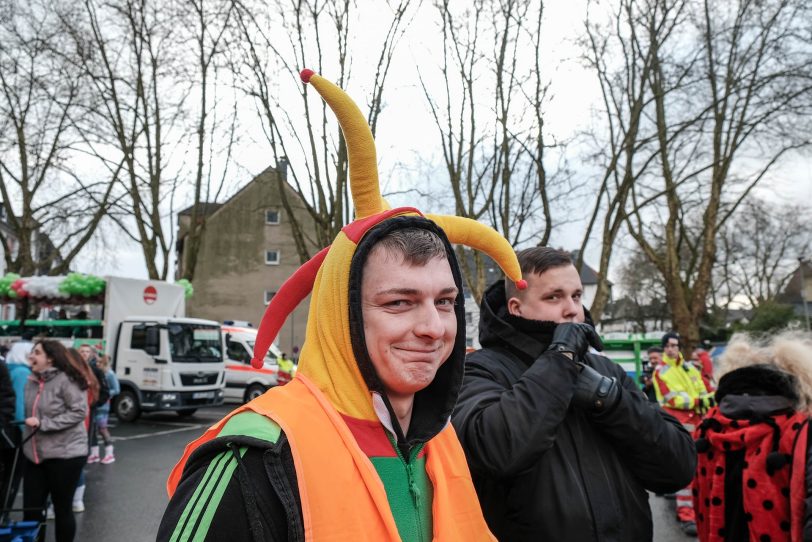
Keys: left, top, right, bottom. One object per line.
{"left": 10, "top": 403, "right": 693, "bottom": 542}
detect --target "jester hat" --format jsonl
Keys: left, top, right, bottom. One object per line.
{"left": 250, "top": 69, "right": 526, "bottom": 424}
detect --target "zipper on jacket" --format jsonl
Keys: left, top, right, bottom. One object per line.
{"left": 31, "top": 378, "right": 44, "bottom": 464}
{"left": 389, "top": 435, "right": 427, "bottom": 541}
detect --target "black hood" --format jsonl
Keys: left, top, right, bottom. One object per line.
{"left": 347, "top": 216, "right": 466, "bottom": 451}
{"left": 478, "top": 279, "right": 596, "bottom": 365}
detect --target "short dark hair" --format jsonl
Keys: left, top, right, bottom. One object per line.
{"left": 647, "top": 346, "right": 663, "bottom": 355}
{"left": 661, "top": 332, "right": 680, "bottom": 347}
{"left": 370, "top": 227, "right": 447, "bottom": 266}
{"left": 505, "top": 247, "right": 574, "bottom": 300}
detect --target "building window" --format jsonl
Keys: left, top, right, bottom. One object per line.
{"left": 265, "top": 250, "right": 280, "bottom": 265}
{"left": 465, "top": 311, "right": 473, "bottom": 325}
{"left": 266, "top": 209, "right": 280, "bottom": 224}
{"left": 264, "top": 291, "right": 276, "bottom": 305}
{"left": 465, "top": 337, "right": 474, "bottom": 348}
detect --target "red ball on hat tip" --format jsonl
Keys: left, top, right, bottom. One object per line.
{"left": 516, "top": 279, "right": 528, "bottom": 290}
{"left": 300, "top": 69, "right": 315, "bottom": 83}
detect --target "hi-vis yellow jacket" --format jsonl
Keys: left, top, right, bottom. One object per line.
{"left": 653, "top": 353, "right": 712, "bottom": 427}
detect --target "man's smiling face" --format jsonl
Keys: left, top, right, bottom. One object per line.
{"left": 361, "top": 246, "right": 458, "bottom": 403}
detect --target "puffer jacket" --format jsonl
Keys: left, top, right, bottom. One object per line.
{"left": 23, "top": 368, "right": 88, "bottom": 463}
{"left": 452, "top": 281, "right": 697, "bottom": 541}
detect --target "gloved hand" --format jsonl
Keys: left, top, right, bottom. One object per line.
{"left": 699, "top": 393, "right": 716, "bottom": 410}
{"left": 572, "top": 363, "right": 620, "bottom": 412}
{"left": 546, "top": 322, "right": 604, "bottom": 360}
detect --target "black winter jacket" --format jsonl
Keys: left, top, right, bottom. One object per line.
{"left": 452, "top": 282, "right": 696, "bottom": 541}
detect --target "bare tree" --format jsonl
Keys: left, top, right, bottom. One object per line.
{"left": 57, "top": 0, "right": 187, "bottom": 280}
{"left": 420, "top": 0, "right": 568, "bottom": 302}
{"left": 577, "top": 0, "right": 687, "bottom": 321}
{"left": 0, "top": 0, "right": 116, "bottom": 276}
{"left": 231, "top": 0, "right": 417, "bottom": 263}
{"left": 715, "top": 198, "right": 811, "bottom": 309}
{"left": 176, "top": 0, "right": 238, "bottom": 281}
{"left": 584, "top": 0, "right": 812, "bottom": 347}
{"left": 621, "top": 0, "right": 812, "bottom": 349}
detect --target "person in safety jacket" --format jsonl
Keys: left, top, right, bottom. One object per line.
{"left": 158, "top": 69, "right": 527, "bottom": 542}
{"left": 452, "top": 247, "right": 696, "bottom": 542}
{"left": 653, "top": 331, "right": 714, "bottom": 535}
{"left": 692, "top": 332, "right": 812, "bottom": 542}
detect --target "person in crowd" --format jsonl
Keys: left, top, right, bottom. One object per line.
{"left": 5, "top": 333, "right": 33, "bottom": 510}
{"left": 22, "top": 340, "right": 88, "bottom": 542}
{"left": 93, "top": 354, "right": 119, "bottom": 464}
{"left": 158, "top": 69, "right": 527, "bottom": 541}
{"left": 691, "top": 346, "right": 715, "bottom": 391}
{"left": 693, "top": 332, "right": 812, "bottom": 541}
{"left": 78, "top": 344, "right": 109, "bottom": 464}
{"left": 640, "top": 346, "right": 663, "bottom": 402}
{"left": 0, "top": 360, "right": 16, "bottom": 519}
{"left": 61, "top": 348, "right": 101, "bottom": 514}
{"left": 653, "top": 331, "right": 715, "bottom": 535}
{"left": 451, "top": 247, "right": 696, "bottom": 541}
{"left": 276, "top": 351, "right": 295, "bottom": 385}
{"left": 6, "top": 330, "right": 34, "bottom": 367}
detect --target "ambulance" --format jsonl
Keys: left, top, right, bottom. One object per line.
{"left": 222, "top": 325, "right": 283, "bottom": 402}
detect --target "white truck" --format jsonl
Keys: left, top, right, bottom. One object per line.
{"left": 222, "top": 325, "right": 282, "bottom": 403}
{"left": 103, "top": 277, "right": 225, "bottom": 421}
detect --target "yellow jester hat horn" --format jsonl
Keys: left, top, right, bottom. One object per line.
{"left": 251, "top": 70, "right": 526, "bottom": 376}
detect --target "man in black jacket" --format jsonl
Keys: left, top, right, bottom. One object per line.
{"left": 452, "top": 247, "right": 696, "bottom": 541}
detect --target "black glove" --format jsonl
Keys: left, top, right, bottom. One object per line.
{"left": 546, "top": 322, "right": 604, "bottom": 359}
{"left": 572, "top": 363, "right": 620, "bottom": 412}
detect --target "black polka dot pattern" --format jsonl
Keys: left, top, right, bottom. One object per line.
{"left": 763, "top": 499, "right": 773, "bottom": 510}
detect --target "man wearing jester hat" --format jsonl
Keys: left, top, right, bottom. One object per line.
{"left": 159, "top": 70, "right": 522, "bottom": 541}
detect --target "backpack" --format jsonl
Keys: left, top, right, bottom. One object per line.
{"left": 92, "top": 364, "right": 110, "bottom": 407}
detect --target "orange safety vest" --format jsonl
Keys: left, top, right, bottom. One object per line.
{"left": 168, "top": 375, "right": 495, "bottom": 541}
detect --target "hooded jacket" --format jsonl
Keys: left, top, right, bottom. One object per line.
{"left": 160, "top": 69, "right": 524, "bottom": 542}
{"left": 451, "top": 281, "right": 697, "bottom": 541}
{"left": 23, "top": 368, "right": 88, "bottom": 463}
{"left": 693, "top": 365, "right": 812, "bottom": 542}
{"left": 159, "top": 216, "right": 494, "bottom": 542}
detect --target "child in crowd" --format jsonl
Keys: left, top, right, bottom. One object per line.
{"left": 94, "top": 355, "right": 119, "bottom": 464}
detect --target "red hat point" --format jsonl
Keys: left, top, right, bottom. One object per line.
{"left": 300, "top": 69, "right": 315, "bottom": 83}
{"left": 516, "top": 279, "right": 528, "bottom": 290}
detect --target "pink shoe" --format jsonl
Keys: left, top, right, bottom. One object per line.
{"left": 87, "top": 446, "right": 100, "bottom": 464}
{"left": 101, "top": 445, "right": 115, "bottom": 464}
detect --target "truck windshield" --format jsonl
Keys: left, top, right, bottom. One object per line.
{"left": 168, "top": 324, "right": 223, "bottom": 363}
{"left": 247, "top": 341, "right": 278, "bottom": 362}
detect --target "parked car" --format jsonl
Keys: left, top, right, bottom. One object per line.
{"left": 223, "top": 325, "right": 283, "bottom": 403}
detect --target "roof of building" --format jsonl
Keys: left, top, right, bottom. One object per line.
{"left": 177, "top": 202, "right": 224, "bottom": 217}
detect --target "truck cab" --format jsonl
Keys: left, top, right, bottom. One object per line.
{"left": 112, "top": 317, "right": 225, "bottom": 421}
{"left": 222, "top": 325, "right": 282, "bottom": 403}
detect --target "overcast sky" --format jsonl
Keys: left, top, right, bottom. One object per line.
{"left": 70, "top": 0, "right": 812, "bottom": 285}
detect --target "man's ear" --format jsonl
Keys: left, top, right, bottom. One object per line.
{"left": 507, "top": 296, "right": 522, "bottom": 317}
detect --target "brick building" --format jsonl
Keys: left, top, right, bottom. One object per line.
{"left": 175, "top": 162, "right": 317, "bottom": 354}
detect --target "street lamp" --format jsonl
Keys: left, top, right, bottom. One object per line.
{"left": 800, "top": 257, "right": 810, "bottom": 332}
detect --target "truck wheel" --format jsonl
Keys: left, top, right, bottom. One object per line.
{"left": 244, "top": 384, "right": 266, "bottom": 403}
{"left": 114, "top": 389, "right": 141, "bottom": 423}
{"left": 176, "top": 409, "right": 197, "bottom": 417}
